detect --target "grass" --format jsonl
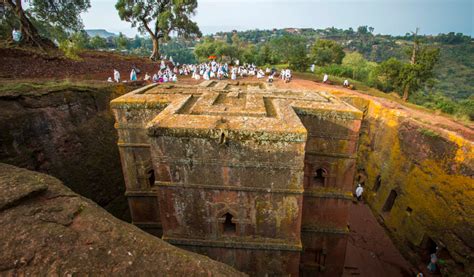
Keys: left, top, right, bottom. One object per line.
{"left": 420, "top": 128, "right": 441, "bottom": 138}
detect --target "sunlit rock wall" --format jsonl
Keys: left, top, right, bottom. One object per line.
{"left": 345, "top": 96, "right": 474, "bottom": 276}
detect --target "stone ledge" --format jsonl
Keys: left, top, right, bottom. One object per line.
{"left": 154, "top": 157, "right": 303, "bottom": 170}
{"left": 307, "top": 134, "right": 360, "bottom": 141}
{"left": 154, "top": 182, "right": 304, "bottom": 194}
{"left": 134, "top": 221, "right": 162, "bottom": 229}
{"left": 118, "top": 142, "right": 150, "bottom": 148}
{"left": 125, "top": 191, "right": 158, "bottom": 197}
{"left": 150, "top": 127, "right": 308, "bottom": 142}
{"left": 305, "top": 151, "right": 357, "bottom": 159}
{"left": 114, "top": 123, "right": 146, "bottom": 129}
{"left": 163, "top": 236, "right": 303, "bottom": 251}
{"left": 303, "top": 190, "right": 353, "bottom": 200}
{"left": 301, "top": 226, "right": 349, "bottom": 235}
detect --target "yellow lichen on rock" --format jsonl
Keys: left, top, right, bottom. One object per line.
{"left": 358, "top": 97, "right": 474, "bottom": 276}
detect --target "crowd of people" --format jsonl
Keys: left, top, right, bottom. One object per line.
{"left": 172, "top": 61, "right": 292, "bottom": 83}
{"left": 108, "top": 59, "right": 293, "bottom": 84}
{"left": 108, "top": 59, "right": 357, "bottom": 93}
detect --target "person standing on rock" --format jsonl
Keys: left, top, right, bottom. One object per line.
{"left": 113, "top": 69, "right": 120, "bottom": 83}
{"left": 355, "top": 184, "right": 364, "bottom": 201}
{"left": 427, "top": 247, "right": 439, "bottom": 273}
{"left": 130, "top": 68, "right": 137, "bottom": 81}
{"left": 323, "top": 73, "right": 329, "bottom": 83}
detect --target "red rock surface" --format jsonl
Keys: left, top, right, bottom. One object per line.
{"left": 0, "top": 48, "right": 159, "bottom": 81}
{"left": 0, "top": 163, "right": 245, "bottom": 276}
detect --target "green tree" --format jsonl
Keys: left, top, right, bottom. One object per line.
{"left": 3, "top": 0, "right": 90, "bottom": 50}
{"left": 258, "top": 44, "right": 272, "bottom": 65}
{"left": 396, "top": 28, "right": 441, "bottom": 100}
{"left": 357, "top": 26, "right": 369, "bottom": 35}
{"left": 131, "top": 35, "right": 143, "bottom": 49}
{"left": 116, "top": 0, "right": 202, "bottom": 60}
{"left": 342, "top": 52, "right": 375, "bottom": 81}
{"left": 399, "top": 47, "right": 440, "bottom": 100}
{"left": 70, "top": 31, "right": 90, "bottom": 49}
{"left": 0, "top": 4, "right": 19, "bottom": 41}
{"left": 115, "top": 32, "right": 129, "bottom": 50}
{"left": 194, "top": 37, "right": 221, "bottom": 62}
{"left": 288, "top": 43, "right": 309, "bottom": 71}
{"left": 241, "top": 44, "right": 258, "bottom": 64}
{"left": 161, "top": 40, "right": 196, "bottom": 64}
{"left": 371, "top": 58, "right": 403, "bottom": 92}
{"left": 270, "top": 34, "right": 307, "bottom": 64}
{"left": 89, "top": 35, "right": 107, "bottom": 49}
{"left": 310, "top": 39, "right": 345, "bottom": 66}
{"left": 216, "top": 43, "right": 239, "bottom": 63}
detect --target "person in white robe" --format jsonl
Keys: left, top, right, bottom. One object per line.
{"left": 355, "top": 184, "right": 364, "bottom": 201}
{"left": 113, "top": 69, "right": 120, "bottom": 83}
{"left": 323, "top": 74, "right": 329, "bottom": 83}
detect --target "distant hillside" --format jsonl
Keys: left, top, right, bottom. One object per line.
{"left": 85, "top": 29, "right": 117, "bottom": 38}
{"left": 213, "top": 28, "right": 473, "bottom": 101}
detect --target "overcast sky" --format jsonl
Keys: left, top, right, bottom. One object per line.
{"left": 82, "top": 0, "right": 473, "bottom": 37}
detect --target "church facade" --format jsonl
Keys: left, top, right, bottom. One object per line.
{"left": 111, "top": 81, "right": 362, "bottom": 276}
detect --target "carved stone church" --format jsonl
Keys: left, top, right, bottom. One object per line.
{"left": 111, "top": 81, "right": 362, "bottom": 276}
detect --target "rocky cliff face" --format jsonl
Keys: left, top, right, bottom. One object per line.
{"left": 0, "top": 163, "right": 245, "bottom": 276}
{"left": 343, "top": 96, "right": 474, "bottom": 276}
{"left": 0, "top": 83, "right": 134, "bottom": 219}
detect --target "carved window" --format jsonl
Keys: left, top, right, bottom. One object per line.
{"left": 316, "top": 248, "right": 327, "bottom": 271}
{"left": 305, "top": 247, "right": 327, "bottom": 271}
{"left": 313, "top": 168, "right": 328, "bottom": 186}
{"left": 373, "top": 175, "right": 382, "bottom": 192}
{"left": 382, "top": 190, "right": 398, "bottom": 212}
{"left": 147, "top": 169, "right": 155, "bottom": 186}
{"left": 422, "top": 236, "right": 438, "bottom": 254}
{"left": 222, "top": 212, "right": 236, "bottom": 234}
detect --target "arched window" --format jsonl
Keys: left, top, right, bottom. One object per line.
{"left": 222, "top": 212, "right": 236, "bottom": 234}
{"left": 313, "top": 168, "right": 328, "bottom": 186}
{"left": 147, "top": 169, "right": 155, "bottom": 186}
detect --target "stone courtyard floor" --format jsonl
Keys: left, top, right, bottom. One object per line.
{"left": 344, "top": 201, "right": 414, "bottom": 276}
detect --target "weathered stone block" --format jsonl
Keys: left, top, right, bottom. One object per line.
{"left": 111, "top": 81, "right": 362, "bottom": 275}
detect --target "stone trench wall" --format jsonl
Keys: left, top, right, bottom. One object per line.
{"left": 0, "top": 83, "right": 140, "bottom": 220}
{"left": 343, "top": 96, "right": 474, "bottom": 276}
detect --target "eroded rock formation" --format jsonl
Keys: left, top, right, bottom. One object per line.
{"left": 0, "top": 83, "right": 137, "bottom": 219}
{"left": 0, "top": 163, "right": 245, "bottom": 276}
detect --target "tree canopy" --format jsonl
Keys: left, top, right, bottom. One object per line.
{"left": 116, "top": 0, "right": 201, "bottom": 60}
{"left": 270, "top": 34, "right": 307, "bottom": 64}
{"left": 310, "top": 39, "right": 345, "bottom": 66}
{"left": 4, "top": 0, "right": 90, "bottom": 50}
